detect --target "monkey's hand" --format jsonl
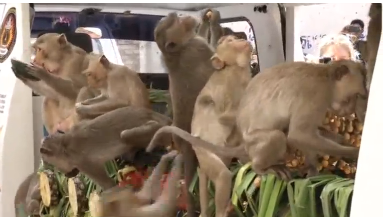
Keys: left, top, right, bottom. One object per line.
{"left": 11, "top": 66, "right": 40, "bottom": 82}
{"left": 26, "top": 64, "right": 50, "bottom": 80}
{"left": 209, "top": 9, "right": 221, "bottom": 24}
{"left": 75, "top": 103, "right": 89, "bottom": 116}
{"left": 201, "top": 8, "right": 213, "bottom": 22}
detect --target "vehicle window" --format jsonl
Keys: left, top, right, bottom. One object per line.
{"left": 220, "top": 20, "right": 260, "bottom": 75}
{"left": 30, "top": 12, "right": 166, "bottom": 74}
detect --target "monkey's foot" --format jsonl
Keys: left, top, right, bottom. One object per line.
{"left": 268, "top": 165, "right": 292, "bottom": 181}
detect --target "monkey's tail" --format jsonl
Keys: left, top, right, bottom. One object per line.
{"left": 146, "top": 126, "right": 246, "bottom": 159}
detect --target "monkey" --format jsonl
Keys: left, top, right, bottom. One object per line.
{"left": 344, "top": 4, "right": 383, "bottom": 125}
{"left": 352, "top": 3, "right": 382, "bottom": 124}
{"left": 146, "top": 60, "right": 366, "bottom": 183}
{"left": 197, "top": 9, "right": 248, "bottom": 49}
{"left": 197, "top": 9, "right": 225, "bottom": 49}
{"left": 137, "top": 35, "right": 252, "bottom": 217}
{"left": 154, "top": 12, "right": 220, "bottom": 216}
{"left": 187, "top": 35, "right": 253, "bottom": 217}
{"left": 99, "top": 151, "right": 183, "bottom": 217}
{"left": 14, "top": 172, "right": 41, "bottom": 217}
{"left": 366, "top": 3, "right": 382, "bottom": 91}
{"left": 75, "top": 54, "right": 150, "bottom": 119}
{"left": 39, "top": 106, "right": 172, "bottom": 190}
{"left": 13, "top": 33, "right": 99, "bottom": 134}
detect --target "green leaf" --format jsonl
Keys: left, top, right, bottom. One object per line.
{"left": 321, "top": 178, "right": 354, "bottom": 217}
{"left": 306, "top": 175, "right": 338, "bottom": 217}
{"left": 231, "top": 162, "right": 252, "bottom": 205}
{"left": 334, "top": 183, "right": 353, "bottom": 217}
{"left": 265, "top": 178, "right": 287, "bottom": 217}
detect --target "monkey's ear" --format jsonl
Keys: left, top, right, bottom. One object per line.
{"left": 40, "top": 147, "right": 53, "bottom": 156}
{"left": 57, "top": 34, "right": 67, "bottom": 45}
{"left": 99, "top": 55, "right": 110, "bottom": 67}
{"left": 211, "top": 54, "right": 225, "bottom": 70}
{"left": 334, "top": 65, "right": 350, "bottom": 80}
{"left": 99, "top": 55, "right": 110, "bottom": 68}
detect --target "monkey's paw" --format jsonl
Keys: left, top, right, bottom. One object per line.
{"left": 209, "top": 9, "right": 221, "bottom": 23}
{"left": 268, "top": 165, "right": 292, "bottom": 181}
{"left": 201, "top": 8, "right": 213, "bottom": 21}
{"left": 75, "top": 104, "right": 88, "bottom": 116}
{"left": 26, "top": 64, "right": 48, "bottom": 78}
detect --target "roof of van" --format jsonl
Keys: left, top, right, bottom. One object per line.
{"left": 35, "top": 3, "right": 322, "bottom": 11}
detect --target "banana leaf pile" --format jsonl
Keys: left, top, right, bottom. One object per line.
{"left": 188, "top": 162, "right": 355, "bottom": 217}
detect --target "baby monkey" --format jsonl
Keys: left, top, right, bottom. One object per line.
{"left": 99, "top": 151, "right": 183, "bottom": 217}
{"left": 76, "top": 54, "right": 150, "bottom": 118}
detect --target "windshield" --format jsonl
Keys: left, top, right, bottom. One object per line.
{"left": 31, "top": 12, "right": 166, "bottom": 74}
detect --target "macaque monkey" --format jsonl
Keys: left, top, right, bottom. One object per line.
{"left": 352, "top": 4, "right": 382, "bottom": 124}
{"left": 147, "top": 35, "right": 253, "bottom": 217}
{"left": 14, "top": 172, "right": 41, "bottom": 217}
{"left": 39, "top": 107, "right": 172, "bottom": 190}
{"left": 14, "top": 33, "right": 99, "bottom": 133}
{"left": 75, "top": 54, "right": 150, "bottom": 119}
{"left": 148, "top": 60, "right": 366, "bottom": 181}
{"left": 365, "top": 3, "right": 382, "bottom": 91}
{"left": 154, "top": 12, "right": 218, "bottom": 216}
{"left": 197, "top": 9, "right": 248, "bottom": 49}
{"left": 198, "top": 9, "right": 225, "bottom": 48}
{"left": 99, "top": 151, "right": 183, "bottom": 217}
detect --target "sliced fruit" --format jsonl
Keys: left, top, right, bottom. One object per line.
{"left": 39, "top": 170, "right": 59, "bottom": 207}
{"left": 89, "top": 191, "right": 102, "bottom": 217}
{"left": 68, "top": 174, "right": 88, "bottom": 216}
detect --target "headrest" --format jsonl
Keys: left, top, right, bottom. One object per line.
{"left": 53, "top": 22, "right": 71, "bottom": 34}
{"left": 37, "top": 32, "right": 93, "bottom": 53}
{"left": 64, "top": 33, "right": 93, "bottom": 53}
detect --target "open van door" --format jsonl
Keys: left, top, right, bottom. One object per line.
{"left": 0, "top": 3, "right": 34, "bottom": 217}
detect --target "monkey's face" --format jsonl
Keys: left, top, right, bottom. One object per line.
{"left": 332, "top": 61, "right": 367, "bottom": 115}
{"left": 154, "top": 13, "right": 197, "bottom": 52}
{"left": 332, "top": 95, "right": 358, "bottom": 117}
{"left": 83, "top": 60, "right": 108, "bottom": 88}
{"left": 213, "top": 36, "right": 253, "bottom": 69}
{"left": 32, "top": 33, "right": 68, "bottom": 74}
{"left": 40, "top": 134, "right": 78, "bottom": 177}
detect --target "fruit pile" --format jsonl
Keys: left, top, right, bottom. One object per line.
{"left": 285, "top": 112, "right": 362, "bottom": 178}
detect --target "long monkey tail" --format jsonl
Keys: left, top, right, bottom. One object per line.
{"left": 146, "top": 126, "right": 247, "bottom": 159}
